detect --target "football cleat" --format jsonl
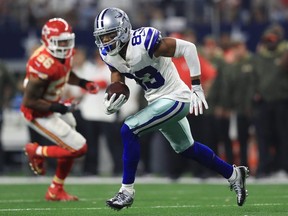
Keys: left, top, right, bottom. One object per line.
{"left": 24, "top": 143, "right": 45, "bottom": 175}
{"left": 106, "top": 189, "right": 135, "bottom": 211}
{"left": 45, "top": 184, "right": 78, "bottom": 201}
{"left": 229, "top": 165, "right": 249, "bottom": 206}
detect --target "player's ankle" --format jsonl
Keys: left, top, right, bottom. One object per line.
{"left": 120, "top": 184, "right": 135, "bottom": 194}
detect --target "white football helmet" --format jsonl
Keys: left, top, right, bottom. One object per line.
{"left": 41, "top": 18, "right": 75, "bottom": 59}
{"left": 93, "top": 8, "right": 132, "bottom": 56}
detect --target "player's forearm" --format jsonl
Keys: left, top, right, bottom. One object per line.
{"left": 174, "top": 39, "right": 201, "bottom": 77}
{"left": 68, "top": 72, "right": 93, "bottom": 90}
{"left": 23, "top": 98, "right": 69, "bottom": 114}
{"left": 111, "top": 71, "right": 125, "bottom": 83}
{"left": 68, "top": 71, "right": 82, "bottom": 86}
{"left": 22, "top": 97, "right": 52, "bottom": 112}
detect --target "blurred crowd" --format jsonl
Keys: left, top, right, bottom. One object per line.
{"left": 1, "top": 0, "right": 288, "bottom": 30}
{"left": 1, "top": 0, "right": 288, "bottom": 179}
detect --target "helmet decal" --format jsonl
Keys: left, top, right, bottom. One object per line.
{"left": 115, "top": 11, "right": 123, "bottom": 18}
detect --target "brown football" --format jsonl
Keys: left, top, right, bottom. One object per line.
{"left": 105, "top": 82, "right": 130, "bottom": 100}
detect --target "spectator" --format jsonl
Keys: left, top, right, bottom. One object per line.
{"left": 253, "top": 25, "right": 288, "bottom": 178}
{"left": 198, "top": 35, "right": 232, "bottom": 168}
{"left": 225, "top": 39, "right": 256, "bottom": 167}
{"left": 167, "top": 30, "right": 218, "bottom": 179}
{"left": 72, "top": 48, "right": 123, "bottom": 176}
{"left": 0, "top": 60, "right": 17, "bottom": 174}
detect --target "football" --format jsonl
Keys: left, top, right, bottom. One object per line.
{"left": 105, "top": 81, "right": 130, "bottom": 100}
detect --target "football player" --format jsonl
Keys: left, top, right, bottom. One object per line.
{"left": 21, "top": 18, "right": 99, "bottom": 201}
{"left": 93, "top": 8, "right": 249, "bottom": 210}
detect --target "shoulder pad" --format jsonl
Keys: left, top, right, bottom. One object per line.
{"left": 27, "top": 53, "right": 57, "bottom": 80}
{"left": 143, "top": 27, "right": 161, "bottom": 58}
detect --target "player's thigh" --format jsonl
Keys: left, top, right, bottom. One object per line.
{"left": 124, "top": 98, "right": 189, "bottom": 136}
{"left": 59, "top": 112, "right": 77, "bottom": 129}
{"left": 160, "top": 117, "right": 194, "bottom": 153}
{"left": 25, "top": 114, "right": 86, "bottom": 151}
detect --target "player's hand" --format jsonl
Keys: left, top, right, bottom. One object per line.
{"left": 64, "top": 98, "right": 79, "bottom": 113}
{"left": 50, "top": 98, "right": 80, "bottom": 114}
{"left": 190, "top": 84, "right": 208, "bottom": 116}
{"left": 85, "top": 81, "right": 99, "bottom": 94}
{"left": 103, "top": 93, "right": 127, "bottom": 115}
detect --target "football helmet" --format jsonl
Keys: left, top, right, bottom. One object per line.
{"left": 93, "top": 8, "right": 132, "bottom": 56}
{"left": 41, "top": 18, "right": 75, "bottom": 59}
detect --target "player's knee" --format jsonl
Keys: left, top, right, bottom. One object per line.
{"left": 72, "top": 143, "right": 87, "bottom": 158}
{"left": 170, "top": 142, "right": 192, "bottom": 154}
{"left": 121, "top": 123, "right": 133, "bottom": 137}
{"left": 65, "top": 130, "right": 87, "bottom": 150}
{"left": 121, "top": 123, "right": 139, "bottom": 143}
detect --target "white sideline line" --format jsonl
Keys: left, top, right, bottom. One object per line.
{"left": 0, "top": 176, "right": 287, "bottom": 184}
{"left": 0, "top": 203, "right": 285, "bottom": 212}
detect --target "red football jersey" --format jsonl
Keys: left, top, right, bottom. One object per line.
{"left": 21, "top": 45, "right": 74, "bottom": 120}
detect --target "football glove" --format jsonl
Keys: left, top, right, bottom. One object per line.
{"left": 84, "top": 81, "right": 99, "bottom": 94}
{"left": 104, "top": 93, "right": 127, "bottom": 115}
{"left": 190, "top": 84, "right": 208, "bottom": 116}
{"left": 50, "top": 99, "right": 79, "bottom": 114}
{"left": 79, "top": 79, "right": 99, "bottom": 94}
{"left": 64, "top": 99, "right": 79, "bottom": 113}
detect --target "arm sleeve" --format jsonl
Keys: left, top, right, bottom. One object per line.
{"left": 174, "top": 39, "right": 201, "bottom": 77}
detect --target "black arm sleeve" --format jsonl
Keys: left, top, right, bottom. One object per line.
{"left": 78, "top": 79, "right": 89, "bottom": 89}
{"left": 49, "top": 103, "right": 68, "bottom": 114}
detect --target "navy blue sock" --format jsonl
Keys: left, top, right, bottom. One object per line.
{"left": 180, "top": 141, "right": 233, "bottom": 179}
{"left": 121, "top": 124, "right": 140, "bottom": 184}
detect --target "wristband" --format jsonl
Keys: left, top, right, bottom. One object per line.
{"left": 79, "top": 79, "right": 89, "bottom": 89}
{"left": 49, "top": 103, "right": 68, "bottom": 114}
{"left": 192, "top": 79, "right": 200, "bottom": 85}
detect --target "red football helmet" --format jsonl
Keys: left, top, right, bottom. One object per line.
{"left": 41, "top": 18, "right": 75, "bottom": 59}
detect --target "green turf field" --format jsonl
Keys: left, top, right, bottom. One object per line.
{"left": 0, "top": 182, "right": 287, "bottom": 216}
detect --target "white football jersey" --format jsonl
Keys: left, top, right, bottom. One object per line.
{"left": 100, "top": 27, "right": 191, "bottom": 103}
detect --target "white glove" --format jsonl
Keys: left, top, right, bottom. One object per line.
{"left": 104, "top": 93, "right": 127, "bottom": 115}
{"left": 190, "top": 84, "right": 208, "bottom": 116}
